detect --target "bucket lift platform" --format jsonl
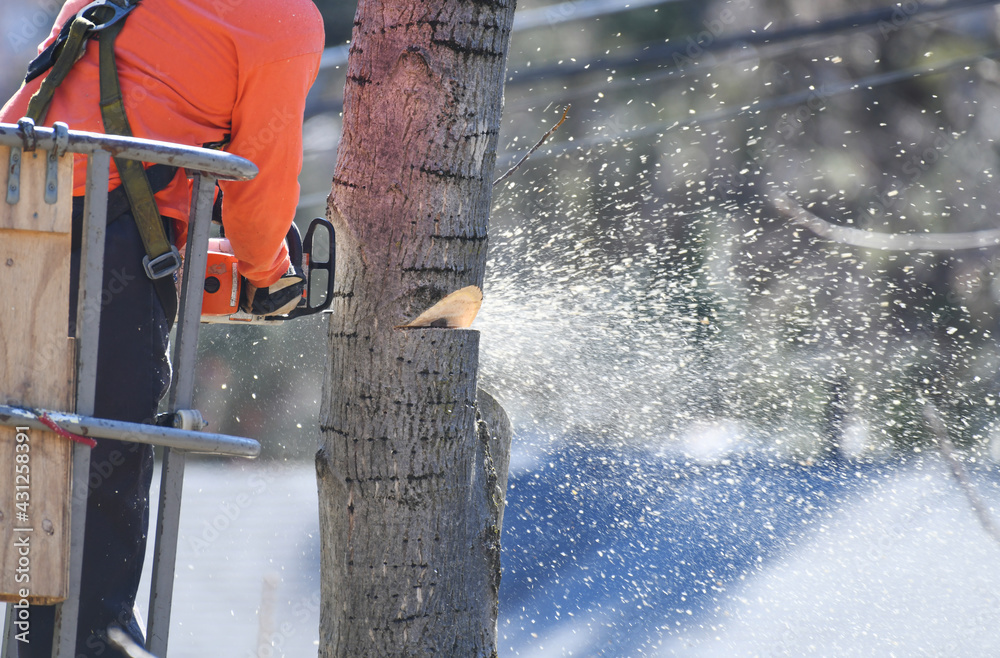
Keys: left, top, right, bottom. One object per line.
{"left": 0, "top": 119, "right": 260, "bottom": 658}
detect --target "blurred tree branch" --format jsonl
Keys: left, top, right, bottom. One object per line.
{"left": 773, "top": 192, "right": 1000, "bottom": 251}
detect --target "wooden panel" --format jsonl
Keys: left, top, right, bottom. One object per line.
{"left": 0, "top": 146, "right": 74, "bottom": 604}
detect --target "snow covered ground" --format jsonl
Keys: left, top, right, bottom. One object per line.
{"left": 7, "top": 442, "right": 1000, "bottom": 657}
{"left": 499, "top": 449, "right": 1000, "bottom": 657}
{"left": 498, "top": 444, "right": 1000, "bottom": 657}
{"left": 671, "top": 465, "right": 1000, "bottom": 657}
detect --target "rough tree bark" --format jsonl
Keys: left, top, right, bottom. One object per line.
{"left": 316, "top": 0, "right": 516, "bottom": 653}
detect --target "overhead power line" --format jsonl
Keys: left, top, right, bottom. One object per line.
{"left": 494, "top": 47, "right": 1000, "bottom": 166}
{"left": 299, "top": 47, "right": 999, "bottom": 209}
{"left": 512, "top": 0, "right": 683, "bottom": 32}
{"left": 318, "top": 0, "right": 682, "bottom": 70}
{"left": 492, "top": 0, "right": 1000, "bottom": 143}
{"left": 310, "top": 0, "right": 1000, "bottom": 117}
{"left": 301, "top": 52, "right": 996, "bottom": 210}
{"left": 299, "top": 0, "right": 1000, "bottom": 208}
{"left": 508, "top": 0, "right": 1000, "bottom": 85}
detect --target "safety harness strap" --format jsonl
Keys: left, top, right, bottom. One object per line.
{"left": 98, "top": 16, "right": 181, "bottom": 280}
{"left": 25, "top": 18, "right": 75, "bottom": 84}
{"left": 25, "top": 0, "right": 141, "bottom": 116}
{"left": 22, "top": 0, "right": 181, "bottom": 283}
{"left": 24, "top": 16, "right": 95, "bottom": 125}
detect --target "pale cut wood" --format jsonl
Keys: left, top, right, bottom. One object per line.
{"left": 0, "top": 146, "right": 74, "bottom": 604}
{"left": 397, "top": 285, "right": 483, "bottom": 329}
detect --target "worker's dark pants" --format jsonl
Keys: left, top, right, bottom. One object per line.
{"left": 19, "top": 206, "right": 173, "bottom": 658}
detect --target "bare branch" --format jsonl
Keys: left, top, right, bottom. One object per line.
{"left": 772, "top": 192, "right": 1000, "bottom": 251}
{"left": 924, "top": 403, "right": 1000, "bottom": 548}
{"left": 493, "top": 105, "right": 570, "bottom": 186}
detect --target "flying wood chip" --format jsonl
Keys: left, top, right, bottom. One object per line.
{"left": 398, "top": 286, "right": 483, "bottom": 329}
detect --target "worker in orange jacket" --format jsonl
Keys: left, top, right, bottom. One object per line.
{"left": 0, "top": 0, "right": 324, "bottom": 655}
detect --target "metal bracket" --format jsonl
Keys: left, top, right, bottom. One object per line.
{"left": 155, "top": 409, "right": 207, "bottom": 432}
{"left": 78, "top": 0, "right": 137, "bottom": 32}
{"left": 5, "top": 147, "right": 20, "bottom": 205}
{"left": 7, "top": 118, "right": 38, "bottom": 206}
{"left": 45, "top": 122, "right": 69, "bottom": 205}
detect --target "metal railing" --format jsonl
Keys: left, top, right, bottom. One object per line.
{"left": 0, "top": 119, "right": 260, "bottom": 658}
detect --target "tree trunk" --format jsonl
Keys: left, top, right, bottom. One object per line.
{"left": 316, "top": 0, "right": 516, "bottom": 652}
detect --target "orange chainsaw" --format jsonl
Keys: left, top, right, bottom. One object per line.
{"left": 200, "top": 217, "right": 335, "bottom": 324}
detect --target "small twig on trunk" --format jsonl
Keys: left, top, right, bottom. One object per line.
{"left": 493, "top": 105, "right": 570, "bottom": 186}
{"left": 924, "top": 403, "right": 1000, "bottom": 547}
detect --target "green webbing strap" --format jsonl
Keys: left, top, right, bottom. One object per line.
{"left": 24, "top": 17, "right": 95, "bottom": 124}
{"left": 20, "top": 0, "right": 177, "bottom": 280}
{"left": 98, "top": 16, "right": 180, "bottom": 279}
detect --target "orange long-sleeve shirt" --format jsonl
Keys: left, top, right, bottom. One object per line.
{"left": 0, "top": 0, "right": 324, "bottom": 287}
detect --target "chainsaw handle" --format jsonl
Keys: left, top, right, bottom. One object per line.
{"left": 285, "top": 217, "right": 335, "bottom": 320}
{"left": 286, "top": 221, "right": 304, "bottom": 276}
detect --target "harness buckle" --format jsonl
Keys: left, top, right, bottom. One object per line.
{"left": 77, "top": 0, "right": 135, "bottom": 33}
{"left": 143, "top": 246, "right": 182, "bottom": 280}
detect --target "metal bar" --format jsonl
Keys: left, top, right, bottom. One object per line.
{"left": 146, "top": 447, "right": 184, "bottom": 657}
{"left": 2, "top": 605, "right": 17, "bottom": 658}
{"left": 0, "top": 123, "right": 257, "bottom": 182}
{"left": 52, "top": 150, "right": 113, "bottom": 658}
{"left": 75, "top": 150, "right": 110, "bottom": 416}
{"left": 0, "top": 407, "right": 260, "bottom": 458}
{"left": 146, "top": 174, "right": 217, "bottom": 657}
{"left": 169, "top": 174, "right": 216, "bottom": 412}
{"left": 54, "top": 448, "right": 92, "bottom": 658}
